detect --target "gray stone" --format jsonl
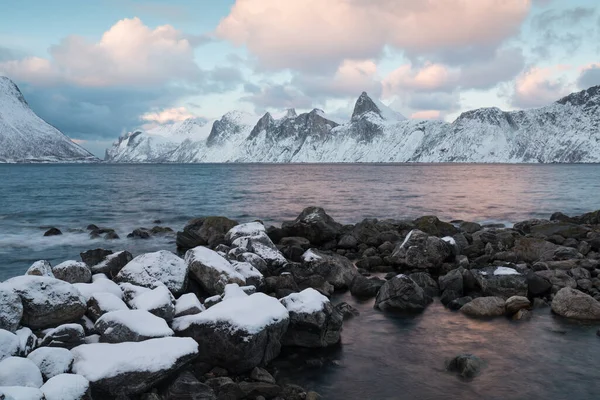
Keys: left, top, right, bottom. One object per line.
{"left": 281, "top": 207, "right": 342, "bottom": 245}
{"left": 292, "top": 249, "right": 358, "bottom": 290}
{"left": 251, "top": 367, "right": 276, "bottom": 384}
{"left": 349, "top": 275, "right": 385, "bottom": 298}
{"left": 0, "top": 286, "right": 23, "bottom": 332}
{"left": 375, "top": 275, "right": 431, "bottom": 312}
{"left": 551, "top": 287, "right": 600, "bottom": 320}
{"left": 446, "top": 354, "right": 485, "bottom": 378}
{"left": 505, "top": 296, "right": 531, "bottom": 315}
{"left": 390, "top": 230, "right": 452, "bottom": 271}
{"left": 162, "top": 371, "right": 216, "bottom": 400}
{"left": 52, "top": 260, "right": 92, "bottom": 284}
{"left": 460, "top": 297, "right": 506, "bottom": 318}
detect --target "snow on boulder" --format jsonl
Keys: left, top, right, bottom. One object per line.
{"left": 185, "top": 246, "right": 245, "bottom": 295}
{"left": 0, "top": 386, "right": 45, "bottom": 400}
{"left": 0, "top": 330, "right": 19, "bottom": 361}
{"left": 6, "top": 276, "right": 86, "bottom": 330}
{"left": 73, "top": 275, "right": 122, "bottom": 302}
{"left": 27, "top": 347, "right": 73, "bottom": 380}
{"left": 280, "top": 288, "right": 343, "bottom": 348}
{"left": 15, "top": 328, "right": 36, "bottom": 357}
{"left": 474, "top": 266, "right": 527, "bottom": 299}
{"left": 115, "top": 250, "right": 188, "bottom": 295}
{"left": 95, "top": 310, "right": 174, "bottom": 343}
{"left": 129, "top": 285, "right": 175, "bottom": 322}
{"left": 119, "top": 282, "right": 150, "bottom": 305}
{"left": 174, "top": 293, "right": 204, "bottom": 318}
{"left": 25, "top": 260, "right": 54, "bottom": 278}
{"left": 41, "top": 373, "right": 91, "bottom": 400}
{"left": 172, "top": 292, "right": 289, "bottom": 373}
{"left": 90, "top": 250, "right": 133, "bottom": 277}
{"left": 232, "top": 232, "right": 287, "bottom": 267}
{"left": 0, "top": 357, "right": 43, "bottom": 388}
{"left": 52, "top": 261, "right": 92, "bottom": 284}
{"left": 71, "top": 337, "right": 198, "bottom": 396}
{"left": 231, "top": 261, "right": 264, "bottom": 288}
{"left": 225, "top": 221, "right": 266, "bottom": 243}
{"left": 292, "top": 249, "right": 358, "bottom": 290}
{"left": 40, "top": 323, "right": 85, "bottom": 349}
{"left": 87, "top": 292, "right": 129, "bottom": 321}
{"left": 0, "top": 284, "right": 23, "bottom": 332}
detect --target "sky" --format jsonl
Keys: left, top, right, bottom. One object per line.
{"left": 1, "top": 0, "right": 599, "bottom": 157}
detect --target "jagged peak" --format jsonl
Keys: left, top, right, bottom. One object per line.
{"left": 352, "top": 92, "right": 381, "bottom": 120}
{"left": 556, "top": 85, "right": 600, "bottom": 107}
{"left": 284, "top": 108, "right": 297, "bottom": 119}
{"left": 0, "top": 75, "right": 28, "bottom": 106}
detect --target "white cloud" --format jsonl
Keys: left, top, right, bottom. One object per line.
{"left": 140, "top": 107, "right": 197, "bottom": 124}
{"left": 511, "top": 66, "right": 573, "bottom": 108}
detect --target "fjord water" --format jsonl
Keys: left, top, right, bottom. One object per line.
{"left": 1, "top": 163, "right": 600, "bottom": 399}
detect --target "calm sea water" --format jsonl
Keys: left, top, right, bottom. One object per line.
{"left": 1, "top": 163, "right": 600, "bottom": 399}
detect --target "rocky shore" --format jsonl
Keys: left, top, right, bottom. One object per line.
{"left": 2, "top": 206, "right": 600, "bottom": 399}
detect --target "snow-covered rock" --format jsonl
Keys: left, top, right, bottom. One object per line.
{"left": 0, "top": 285, "right": 23, "bottom": 332}
{"left": 104, "top": 86, "right": 600, "bottom": 164}
{"left": 174, "top": 293, "right": 204, "bottom": 318}
{"left": 225, "top": 222, "right": 266, "bottom": 243}
{"left": 40, "top": 323, "right": 85, "bottom": 349}
{"left": 5, "top": 276, "right": 86, "bottom": 329}
{"left": 86, "top": 292, "right": 129, "bottom": 321}
{"left": 25, "top": 260, "right": 54, "bottom": 278}
{"left": 0, "top": 357, "right": 43, "bottom": 388}
{"left": 185, "top": 246, "right": 245, "bottom": 295}
{"left": 0, "top": 386, "right": 45, "bottom": 400}
{"left": 15, "top": 328, "right": 36, "bottom": 357}
{"left": 115, "top": 250, "right": 188, "bottom": 295}
{"left": 0, "top": 330, "right": 19, "bottom": 361}
{"left": 280, "top": 288, "right": 343, "bottom": 348}
{"left": 129, "top": 285, "right": 175, "bottom": 321}
{"left": 41, "top": 374, "right": 91, "bottom": 400}
{"left": 0, "top": 77, "right": 97, "bottom": 163}
{"left": 27, "top": 347, "right": 74, "bottom": 380}
{"left": 71, "top": 337, "right": 198, "bottom": 396}
{"left": 89, "top": 250, "right": 133, "bottom": 277}
{"left": 73, "top": 276, "right": 122, "bottom": 302}
{"left": 172, "top": 292, "right": 289, "bottom": 373}
{"left": 230, "top": 261, "right": 264, "bottom": 288}
{"left": 95, "top": 310, "right": 174, "bottom": 343}
{"left": 52, "top": 261, "right": 92, "bottom": 284}
{"left": 232, "top": 232, "right": 287, "bottom": 268}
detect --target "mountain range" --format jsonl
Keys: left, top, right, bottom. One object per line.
{"left": 1, "top": 75, "right": 599, "bottom": 164}
{"left": 0, "top": 76, "right": 97, "bottom": 163}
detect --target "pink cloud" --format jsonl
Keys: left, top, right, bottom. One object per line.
{"left": 511, "top": 66, "right": 572, "bottom": 108}
{"left": 140, "top": 107, "right": 197, "bottom": 126}
{"left": 383, "top": 63, "right": 459, "bottom": 97}
{"left": 410, "top": 110, "right": 443, "bottom": 120}
{"left": 217, "top": 0, "right": 532, "bottom": 71}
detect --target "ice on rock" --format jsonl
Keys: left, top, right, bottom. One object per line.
{"left": 71, "top": 337, "right": 199, "bottom": 395}
{"left": 280, "top": 288, "right": 329, "bottom": 314}
{"left": 185, "top": 246, "right": 245, "bottom": 295}
{"left": 41, "top": 373, "right": 90, "bottom": 400}
{"left": 225, "top": 222, "right": 266, "bottom": 243}
{"left": 95, "top": 310, "right": 174, "bottom": 343}
{"left": 0, "top": 357, "right": 43, "bottom": 388}
{"left": 0, "top": 386, "right": 45, "bottom": 400}
{"left": 174, "top": 293, "right": 204, "bottom": 318}
{"left": 115, "top": 250, "right": 188, "bottom": 295}
{"left": 0, "top": 330, "right": 19, "bottom": 361}
{"left": 27, "top": 347, "right": 74, "bottom": 380}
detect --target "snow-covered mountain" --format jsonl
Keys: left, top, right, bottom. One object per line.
{"left": 0, "top": 76, "right": 97, "bottom": 163}
{"left": 105, "top": 86, "right": 600, "bottom": 163}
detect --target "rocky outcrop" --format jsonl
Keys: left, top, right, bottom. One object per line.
{"left": 390, "top": 230, "right": 453, "bottom": 271}
{"left": 281, "top": 207, "right": 342, "bottom": 245}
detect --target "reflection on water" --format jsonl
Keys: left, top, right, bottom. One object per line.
{"left": 275, "top": 295, "right": 600, "bottom": 400}
{"left": 1, "top": 163, "right": 600, "bottom": 278}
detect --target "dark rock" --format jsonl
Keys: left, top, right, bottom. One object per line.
{"left": 448, "top": 296, "right": 473, "bottom": 311}
{"left": 205, "top": 377, "right": 244, "bottom": 400}
{"left": 473, "top": 267, "right": 527, "bottom": 298}
{"left": 413, "top": 216, "right": 458, "bottom": 237}
{"left": 530, "top": 221, "right": 590, "bottom": 240}
{"left": 349, "top": 275, "right": 385, "bottom": 298}
{"left": 177, "top": 217, "right": 238, "bottom": 250}
{"left": 505, "top": 296, "right": 531, "bottom": 315}
{"left": 44, "top": 227, "right": 62, "bottom": 237}
{"left": 90, "top": 250, "right": 133, "bottom": 277}
{"left": 460, "top": 222, "right": 482, "bottom": 234}
{"left": 86, "top": 224, "right": 99, "bottom": 231}
{"left": 162, "top": 371, "right": 216, "bottom": 400}
{"left": 281, "top": 207, "right": 342, "bottom": 245}
{"left": 440, "top": 290, "right": 462, "bottom": 306}
{"left": 535, "top": 270, "right": 576, "bottom": 293}
{"left": 128, "top": 228, "right": 151, "bottom": 239}
{"left": 290, "top": 249, "right": 357, "bottom": 290}
{"left": 40, "top": 323, "right": 85, "bottom": 349}
{"left": 460, "top": 297, "right": 506, "bottom": 317}
{"left": 337, "top": 234, "right": 358, "bottom": 249}
{"left": 335, "top": 302, "right": 360, "bottom": 319}
{"left": 250, "top": 367, "right": 276, "bottom": 384}
{"left": 408, "top": 272, "right": 439, "bottom": 298}
{"left": 439, "top": 269, "right": 464, "bottom": 295}
{"left": 104, "top": 231, "right": 120, "bottom": 240}
{"left": 280, "top": 237, "right": 311, "bottom": 249}
{"left": 238, "top": 382, "right": 282, "bottom": 399}
{"left": 446, "top": 354, "right": 485, "bottom": 378}
{"left": 527, "top": 272, "right": 552, "bottom": 296}
{"left": 375, "top": 275, "right": 431, "bottom": 312}
{"left": 390, "top": 229, "right": 453, "bottom": 271}
{"left": 80, "top": 249, "right": 113, "bottom": 268}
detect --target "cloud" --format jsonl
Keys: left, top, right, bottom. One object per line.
{"left": 0, "top": 17, "right": 201, "bottom": 87}
{"left": 511, "top": 66, "right": 572, "bottom": 108}
{"left": 140, "top": 107, "right": 197, "bottom": 124}
{"left": 410, "top": 110, "right": 443, "bottom": 120}
{"left": 457, "top": 48, "right": 525, "bottom": 90}
{"left": 217, "top": 0, "right": 531, "bottom": 72}
{"left": 383, "top": 63, "right": 458, "bottom": 97}
{"left": 578, "top": 64, "right": 600, "bottom": 89}
{"left": 241, "top": 84, "right": 313, "bottom": 112}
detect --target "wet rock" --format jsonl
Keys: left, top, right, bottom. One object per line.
{"left": 281, "top": 207, "right": 342, "bottom": 245}
{"left": 439, "top": 269, "right": 464, "bottom": 304}
{"left": 338, "top": 234, "right": 358, "bottom": 249}
{"left": 535, "top": 270, "right": 577, "bottom": 293}
{"left": 238, "top": 382, "right": 282, "bottom": 399}
{"left": 473, "top": 266, "right": 527, "bottom": 299}
{"left": 104, "top": 231, "right": 120, "bottom": 240}
{"left": 512, "top": 237, "right": 559, "bottom": 263}
{"left": 251, "top": 367, "right": 276, "bottom": 384}
{"left": 551, "top": 287, "right": 600, "bottom": 320}
{"left": 52, "top": 260, "right": 92, "bottom": 284}
{"left": 291, "top": 249, "right": 358, "bottom": 290}
{"left": 44, "top": 227, "right": 62, "bottom": 237}
{"left": 375, "top": 275, "right": 431, "bottom": 312}
{"left": 408, "top": 272, "right": 439, "bottom": 298}
{"left": 127, "top": 228, "right": 151, "bottom": 239}
{"left": 80, "top": 249, "right": 113, "bottom": 268}
{"left": 527, "top": 271, "right": 553, "bottom": 296}
{"left": 335, "top": 302, "right": 360, "bottom": 319}
{"left": 162, "top": 371, "right": 216, "bottom": 400}
{"left": 460, "top": 297, "right": 506, "bottom": 318}
{"left": 177, "top": 216, "right": 239, "bottom": 250}
{"left": 505, "top": 296, "right": 531, "bottom": 315}
{"left": 390, "top": 230, "right": 453, "bottom": 271}
{"left": 349, "top": 275, "right": 385, "bottom": 298}
{"left": 448, "top": 296, "right": 473, "bottom": 311}
{"left": 446, "top": 354, "right": 484, "bottom": 378}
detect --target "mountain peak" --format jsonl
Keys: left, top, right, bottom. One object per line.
{"left": 556, "top": 85, "right": 600, "bottom": 107}
{"left": 352, "top": 92, "right": 381, "bottom": 120}
{"left": 284, "top": 108, "right": 297, "bottom": 119}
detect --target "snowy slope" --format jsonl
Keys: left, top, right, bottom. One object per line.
{"left": 0, "top": 76, "right": 97, "bottom": 163}
{"left": 105, "top": 86, "right": 600, "bottom": 163}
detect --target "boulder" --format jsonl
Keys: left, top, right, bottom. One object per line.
{"left": 281, "top": 207, "right": 342, "bottom": 245}
{"left": 446, "top": 354, "right": 484, "bottom": 378}
{"left": 390, "top": 230, "right": 453, "bottom": 271}
{"left": 0, "top": 386, "right": 45, "bottom": 399}
{"left": 374, "top": 275, "right": 431, "bottom": 312}
{"left": 71, "top": 337, "right": 198, "bottom": 396}
{"left": 6, "top": 276, "right": 86, "bottom": 330}
{"left": 512, "top": 238, "right": 559, "bottom": 263}
{"left": 174, "top": 293, "right": 205, "bottom": 318}
{"left": 535, "top": 270, "right": 577, "bottom": 293}
{"left": 15, "top": 327, "right": 36, "bottom": 357}
{"left": 280, "top": 288, "right": 343, "bottom": 348}
{"left": 460, "top": 297, "right": 505, "bottom": 318}
{"left": 73, "top": 275, "right": 123, "bottom": 302}
{"left": 231, "top": 252, "right": 269, "bottom": 275}
{"left": 335, "top": 302, "right": 360, "bottom": 319}
{"left": 41, "top": 373, "right": 91, "bottom": 400}
{"left": 177, "top": 216, "right": 238, "bottom": 249}
{"left": 89, "top": 251, "right": 133, "bottom": 277}
{"left": 129, "top": 285, "right": 176, "bottom": 322}
{"left": 290, "top": 249, "right": 357, "bottom": 290}
{"left": 40, "top": 323, "right": 85, "bottom": 349}
{"left": 115, "top": 250, "right": 188, "bottom": 296}
{"left": 186, "top": 246, "right": 245, "bottom": 295}
{"left": 87, "top": 292, "right": 129, "bottom": 321}
{"left": 350, "top": 275, "right": 385, "bottom": 298}
{"left": 473, "top": 266, "right": 527, "bottom": 299}
{"left": 408, "top": 272, "right": 439, "bottom": 298}
{"left": 27, "top": 347, "right": 74, "bottom": 380}
{"left": 0, "top": 330, "right": 19, "bottom": 361}
{"left": 172, "top": 292, "right": 289, "bottom": 373}
{"left": 26, "top": 260, "right": 54, "bottom": 277}
{"left": 0, "top": 356, "right": 43, "bottom": 388}
{"left": 413, "top": 216, "right": 458, "bottom": 237}
{"left": 551, "top": 288, "right": 600, "bottom": 320}
{"left": 225, "top": 222, "right": 266, "bottom": 244}
{"left": 229, "top": 261, "right": 264, "bottom": 289}
{"left": 0, "top": 285, "right": 23, "bottom": 332}
{"left": 505, "top": 296, "right": 531, "bottom": 315}
{"left": 439, "top": 269, "right": 464, "bottom": 295}
{"left": 44, "top": 227, "right": 63, "bottom": 237}
{"left": 527, "top": 272, "right": 552, "bottom": 297}
{"left": 52, "top": 261, "right": 92, "bottom": 284}
{"left": 80, "top": 249, "right": 113, "bottom": 269}
{"left": 161, "top": 371, "right": 216, "bottom": 400}
{"left": 232, "top": 232, "right": 287, "bottom": 268}
{"left": 95, "top": 310, "right": 174, "bottom": 343}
